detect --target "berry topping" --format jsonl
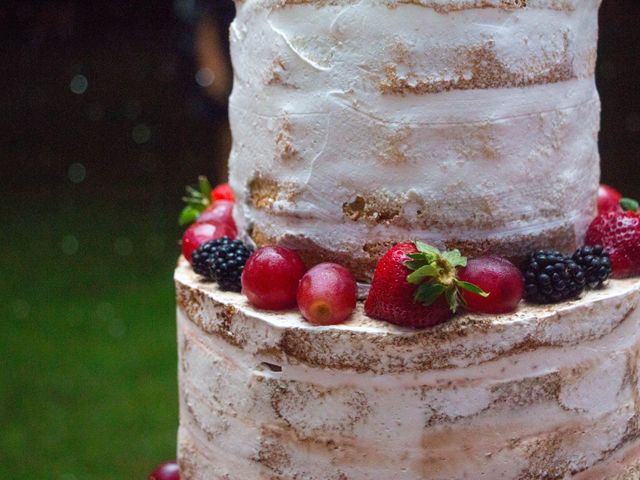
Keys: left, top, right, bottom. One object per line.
{"left": 178, "top": 177, "right": 235, "bottom": 227}
{"left": 596, "top": 184, "right": 639, "bottom": 216}
{"left": 572, "top": 245, "right": 612, "bottom": 288}
{"left": 364, "top": 242, "right": 487, "bottom": 329}
{"left": 585, "top": 210, "right": 640, "bottom": 278}
{"left": 241, "top": 246, "right": 307, "bottom": 310}
{"left": 181, "top": 221, "right": 236, "bottom": 263}
{"left": 196, "top": 200, "right": 237, "bottom": 234}
{"left": 522, "top": 251, "right": 586, "bottom": 304}
{"left": 149, "top": 461, "right": 180, "bottom": 480}
{"left": 297, "top": 263, "right": 357, "bottom": 325}
{"left": 457, "top": 256, "right": 524, "bottom": 314}
{"left": 212, "top": 183, "right": 236, "bottom": 202}
{"left": 191, "top": 237, "right": 253, "bottom": 291}
{"left": 191, "top": 241, "right": 214, "bottom": 277}
{"left": 597, "top": 184, "right": 623, "bottom": 215}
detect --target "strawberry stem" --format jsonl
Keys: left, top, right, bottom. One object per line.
{"left": 178, "top": 176, "right": 214, "bottom": 226}
{"left": 404, "top": 242, "right": 488, "bottom": 313}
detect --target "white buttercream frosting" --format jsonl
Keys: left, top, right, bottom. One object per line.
{"left": 228, "top": 0, "right": 601, "bottom": 280}
{"left": 175, "top": 261, "right": 640, "bottom": 479}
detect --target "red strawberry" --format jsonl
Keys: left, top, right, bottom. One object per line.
{"left": 364, "top": 242, "right": 486, "bottom": 328}
{"left": 597, "top": 184, "right": 623, "bottom": 215}
{"left": 212, "top": 183, "right": 235, "bottom": 202}
{"left": 178, "top": 178, "right": 236, "bottom": 227}
{"left": 585, "top": 211, "right": 640, "bottom": 278}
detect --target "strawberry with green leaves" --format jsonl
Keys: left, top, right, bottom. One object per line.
{"left": 178, "top": 176, "right": 236, "bottom": 228}
{"left": 179, "top": 177, "right": 238, "bottom": 264}
{"left": 596, "top": 183, "right": 640, "bottom": 216}
{"left": 364, "top": 242, "right": 487, "bottom": 328}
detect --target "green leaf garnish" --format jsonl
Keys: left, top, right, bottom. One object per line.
{"left": 199, "top": 176, "right": 212, "bottom": 200}
{"left": 182, "top": 196, "right": 207, "bottom": 207}
{"left": 179, "top": 206, "right": 201, "bottom": 227}
{"left": 404, "top": 241, "right": 487, "bottom": 314}
{"left": 406, "top": 264, "right": 439, "bottom": 284}
{"left": 178, "top": 176, "right": 214, "bottom": 226}
{"left": 186, "top": 186, "right": 202, "bottom": 197}
{"left": 404, "top": 260, "right": 426, "bottom": 271}
{"left": 621, "top": 197, "right": 639, "bottom": 212}
{"left": 414, "top": 283, "right": 446, "bottom": 305}
{"left": 456, "top": 280, "right": 490, "bottom": 297}
{"left": 442, "top": 249, "right": 467, "bottom": 268}
{"left": 445, "top": 287, "right": 458, "bottom": 314}
{"left": 415, "top": 241, "right": 440, "bottom": 256}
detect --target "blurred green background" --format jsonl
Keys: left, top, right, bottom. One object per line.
{"left": 1, "top": 1, "right": 639, "bottom": 479}
{"left": 1, "top": 2, "right": 229, "bottom": 478}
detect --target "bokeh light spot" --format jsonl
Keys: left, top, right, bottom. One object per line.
{"left": 61, "top": 235, "right": 79, "bottom": 255}
{"left": 132, "top": 124, "right": 151, "bottom": 144}
{"left": 195, "top": 68, "right": 215, "bottom": 87}
{"left": 12, "top": 300, "right": 31, "bottom": 319}
{"left": 69, "top": 75, "right": 88, "bottom": 94}
{"left": 68, "top": 162, "right": 87, "bottom": 183}
{"left": 114, "top": 237, "right": 133, "bottom": 256}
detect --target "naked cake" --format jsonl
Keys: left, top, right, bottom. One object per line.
{"left": 174, "top": 0, "right": 640, "bottom": 478}
{"left": 228, "top": 0, "right": 601, "bottom": 281}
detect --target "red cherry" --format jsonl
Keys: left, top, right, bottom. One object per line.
{"left": 458, "top": 255, "right": 523, "bottom": 314}
{"left": 597, "top": 184, "right": 623, "bottom": 215}
{"left": 197, "top": 200, "right": 236, "bottom": 234}
{"left": 297, "top": 263, "right": 357, "bottom": 325}
{"left": 181, "top": 221, "right": 235, "bottom": 263}
{"left": 241, "top": 246, "right": 307, "bottom": 310}
{"left": 149, "top": 461, "right": 180, "bottom": 480}
{"left": 211, "top": 183, "right": 235, "bottom": 202}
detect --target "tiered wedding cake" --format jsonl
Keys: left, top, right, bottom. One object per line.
{"left": 176, "top": 0, "right": 640, "bottom": 478}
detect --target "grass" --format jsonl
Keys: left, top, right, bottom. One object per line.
{"left": 0, "top": 190, "right": 183, "bottom": 479}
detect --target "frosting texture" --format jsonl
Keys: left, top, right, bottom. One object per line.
{"left": 228, "top": 0, "right": 601, "bottom": 280}
{"left": 175, "top": 261, "right": 640, "bottom": 479}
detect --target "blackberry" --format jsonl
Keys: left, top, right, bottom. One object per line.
{"left": 191, "top": 240, "right": 218, "bottom": 277}
{"left": 572, "top": 245, "right": 612, "bottom": 288}
{"left": 522, "top": 250, "right": 586, "bottom": 304}
{"left": 193, "top": 237, "right": 253, "bottom": 292}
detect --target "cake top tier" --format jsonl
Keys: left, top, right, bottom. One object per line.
{"left": 228, "top": 0, "right": 601, "bottom": 281}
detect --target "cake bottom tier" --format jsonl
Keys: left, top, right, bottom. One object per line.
{"left": 178, "top": 427, "right": 640, "bottom": 480}
{"left": 175, "top": 262, "right": 640, "bottom": 479}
